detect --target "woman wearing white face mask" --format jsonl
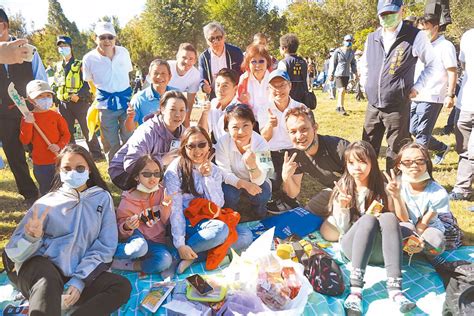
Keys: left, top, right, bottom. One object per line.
{"left": 20, "top": 79, "right": 70, "bottom": 195}
{"left": 5, "top": 144, "right": 131, "bottom": 315}
{"left": 385, "top": 142, "right": 464, "bottom": 270}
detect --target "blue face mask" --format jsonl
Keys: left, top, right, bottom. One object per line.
{"left": 58, "top": 46, "right": 71, "bottom": 57}
{"left": 344, "top": 41, "right": 352, "bottom": 47}
{"left": 35, "top": 97, "right": 53, "bottom": 110}
{"left": 60, "top": 170, "right": 89, "bottom": 189}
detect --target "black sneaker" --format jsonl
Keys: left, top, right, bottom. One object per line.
{"left": 267, "top": 198, "right": 292, "bottom": 215}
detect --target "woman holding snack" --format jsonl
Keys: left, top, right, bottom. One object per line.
{"left": 388, "top": 142, "right": 464, "bottom": 269}
{"left": 320, "top": 141, "right": 415, "bottom": 315}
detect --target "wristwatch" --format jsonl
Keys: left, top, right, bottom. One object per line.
{"left": 447, "top": 94, "right": 455, "bottom": 98}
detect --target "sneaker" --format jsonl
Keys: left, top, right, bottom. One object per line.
{"left": 449, "top": 191, "right": 472, "bottom": 201}
{"left": 392, "top": 293, "right": 416, "bottom": 313}
{"left": 267, "top": 198, "right": 292, "bottom": 215}
{"left": 433, "top": 145, "right": 450, "bottom": 165}
{"left": 344, "top": 293, "right": 363, "bottom": 315}
{"left": 340, "top": 107, "right": 349, "bottom": 116}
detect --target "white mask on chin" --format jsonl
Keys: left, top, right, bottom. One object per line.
{"left": 402, "top": 171, "right": 431, "bottom": 183}
{"left": 136, "top": 182, "right": 160, "bottom": 193}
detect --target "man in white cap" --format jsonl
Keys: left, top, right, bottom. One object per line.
{"left": 83, "top": 21, "right": 133, "bottom": 161}
{"left": 359, "top": 0, "right": 435, "bottom": 172}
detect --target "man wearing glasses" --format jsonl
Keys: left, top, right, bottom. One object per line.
{"left": 198, "top": 21, "right": 243, "bottom": 99}
{"left": 83, "top": 22, "right": 133, "bottom": 161}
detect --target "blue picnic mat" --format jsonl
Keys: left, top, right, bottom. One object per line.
{"left": 1, "top": 228, "right": 473, "bottom": 315}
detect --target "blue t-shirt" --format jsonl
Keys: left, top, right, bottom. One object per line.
{"left": 400, "top": 180, "right": 448, "bottom": 232}
{"left": 131, "top": 85, "right": 177, "bottom": 124}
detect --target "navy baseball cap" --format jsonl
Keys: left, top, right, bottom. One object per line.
{"left": 377, "top": 0, "right": 403, "bottom": 15}
{"left": 56, "top": 35, "right": 72, "bottom": 46}
{"left": 268, "top": 69, "right": 290, "bottom": 83}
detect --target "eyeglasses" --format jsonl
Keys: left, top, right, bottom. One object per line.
{"left": 99, "top": 35, "right": 115, "bottom": 41}
{"left": 207, "top": 35, "right": 223, "bottom": 43}
{"left": 400, "top": 159, "right": 427, "bottom": 167}
{"left": 225, "top": 103, "right": 250, "bottom": 113}
{"left": 250, "top": 59, "right": 266, "bottom": 65}
{"left": 140, "top": 171, "right": 162, "bottom": 178}
{"left": 185, "top": 141, "right": 208, "bottom": 150}
{"left": 61, "top": 165, "right": 87, "bottom": 173}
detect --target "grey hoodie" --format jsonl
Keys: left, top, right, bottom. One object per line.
{"left": 108, "top": 114, "right": 184, "bottom": 180}
{"left": 6, "top": 186, "right": 117, "bottom": 293}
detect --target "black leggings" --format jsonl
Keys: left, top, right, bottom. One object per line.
{"left": 341, "top": 213, "right": 403, "bottom": 289}
{"left": 14, "top": 256, "right": 131, "bottom": 316}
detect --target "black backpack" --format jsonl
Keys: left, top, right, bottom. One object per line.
{"left": 292, "top": 242, "right": 345, "bottom": 296}
{"left": 442, "top": 263, "right": 474, "bottom": 316}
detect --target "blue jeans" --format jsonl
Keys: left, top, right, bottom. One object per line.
{"left": 222, "top": 182, "right": 272, "bottom": 219}
{"left": 410, "top": 101, "right": 445, "bottom": 151}
{"left": 98, "top": 108, "right": 132, "bottom": 161}
{"left": 33, "top": 164, "right": 55, "bottom": 196}
{"left": 115, "top": 230, "right": 177, "bottom": 274}
{"left": 185, "top": 219, "right": 253, "bottom": 260}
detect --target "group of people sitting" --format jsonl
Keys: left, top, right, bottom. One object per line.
{"left": 1, "top": 8, "right": 468, "bottom": 316}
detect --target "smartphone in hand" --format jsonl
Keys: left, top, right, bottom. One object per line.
{"left": 186, "top": 274, "right": 213, "bottom": 295}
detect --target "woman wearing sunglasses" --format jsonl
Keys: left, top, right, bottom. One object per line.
{"left": 237, "top": 44, "right": 273, "bottom": 118}
{"left": 215, "top": 104, "right": 273, "bottom": 219}
{"left": 387, "top": 142, "right": 463, "bottom": 270}
{"left": 164, "top": 126, "right": 253, "bottom": 273}
{"left": 5, "top": 144, "right": 131, "bottom": 315}
{"left": 109, "top": 90, "right": 186, "bottom": 190}
{"left": 111, "top": 154, "right": 177, "bottom": 277}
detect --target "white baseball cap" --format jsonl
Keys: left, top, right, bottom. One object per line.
{"left": 26, "top": 80, "right": 54, "bottom": 99}
{"left": 94, "top": 22, "right": 116, "bottom": 37}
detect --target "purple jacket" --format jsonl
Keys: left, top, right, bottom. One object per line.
{"left": 108, "top": 115, "right": 184, "bottom": 179}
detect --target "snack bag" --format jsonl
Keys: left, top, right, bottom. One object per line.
{"left": 366, "top": 200, "right": 384, "bottom": 216}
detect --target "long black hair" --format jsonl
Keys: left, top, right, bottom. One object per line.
{"left": 178, "top": 126, "right": 213, "bottom": 196}
{"left": 328, "top": 140, "right": 388, "bottom": 223}
{"left": 50, "top": 144, "right": 109, "bottom": 192}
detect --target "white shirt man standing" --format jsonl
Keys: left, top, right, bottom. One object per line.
{"left": 83, "top": 22, "right": 133, "bottom": 161}
{"left": 168, "top": 43, "right": 200, "bottom": 127}
{"left": 411, "top": 13, "right": 457, "bottom": 165}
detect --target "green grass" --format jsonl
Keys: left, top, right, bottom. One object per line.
{"left": 0, "top": 90, "right": 472, "bottom": 270}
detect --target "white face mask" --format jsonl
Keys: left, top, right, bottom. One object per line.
{"left": 58, "top": 46, "right": 71, "bottom": 57}
{"left": 402, "top": 171, "right": 431, "bottom": 183}
{"left": 35, "top": 97, "right": 53, "bottom": 110}
{"left": 136, "top": 182, "right": 160, "bottom": 193}
{"left": 60, "top": 170, "right": 89, "bottom": 189}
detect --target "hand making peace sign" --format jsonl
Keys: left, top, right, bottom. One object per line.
{"left": 198, "top": 152, "right": 215, "bottom": 177}
{"left": 334, "top": 181, "right": 352, "bottom": 209}
{"left": 383, "top": 169, "right": 401, "bottom": 199}
{"left": 24, "top": 205, "right": 51, "bottom": 239}
{"left": 267, "top": 108, "right": 278, "bottom": 128}
{"left": 282, "top": 151, "right": 298, "bottom": 181}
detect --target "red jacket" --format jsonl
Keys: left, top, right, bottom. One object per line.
{"left": 19, "top": 110, "right": 70, "bottom": 165}
{"left": 184, "top": 198, "right": 240, "bottom": 270}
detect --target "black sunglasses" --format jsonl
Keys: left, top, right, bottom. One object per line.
{"left": 225, "top": 103, "right": 251, "bottom": 113}
{"left": 61, "top": 165, "right": 87, "bottom": 173}
{"left": 400, "top": 159, "right": 427, "bottom": 167}
{"left": 140, "top": 171, "right": 162, "bottom": 178}
{"left": 208, "top": 35, "right": 223, "bottom": 43}
{"left": 99, "top": 35, "right": 115, "bottom": 41}
{"left": 185, "top": 141, "right": 208, "bottom": 150}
